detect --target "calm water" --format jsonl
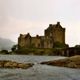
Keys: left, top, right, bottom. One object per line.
{"left": 0, "top": 55, "right": 80, "bottom": 80}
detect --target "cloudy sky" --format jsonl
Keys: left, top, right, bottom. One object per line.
{"left": 0, "top": 0, "right": 80, "bottom": 46}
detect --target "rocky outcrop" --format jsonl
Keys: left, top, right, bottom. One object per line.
{"left": 41, "top": 55, "right": 80, "bottom": 68}
{"left": 0, "top": 60, "right": 34, "bottom": 69}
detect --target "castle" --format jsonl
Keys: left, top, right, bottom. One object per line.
{"left": 18, "top": 22, "right": 65, "bottom": 49}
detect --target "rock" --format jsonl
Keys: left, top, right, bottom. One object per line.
{"left": 4, "top": 61, "right": 18, "bottom": 68}
{"left": 67, "top": 62, "right": 77, "bottom": 68}
{"left": 11, "top": 62, "right": 18, "bottom": 68}
{"left": 4, "top": 61, "right": 12, "bottom": 68}
{"left": 18, "top": 63, "right": 25, "bottom": 68}
{"left": 41, "top": 55, "right": 80, "bottom": 69}
{"left": 0, "top": 60, "right": 34, "bottom": 69}
{"left": 18, "top": 63, "right": 33, "bottom": 69}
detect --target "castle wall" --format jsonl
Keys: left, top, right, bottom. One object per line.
{"left": 52, "top": 28, "right": 65, "bottom": 44}
{"left": 44, "top": 38, "right": 53, "bottom": 48}
{"left": 18, "top": 34, "right": 31, "bottom": 48}
{"left": 44, "top": 22, "right": 65, "bottom": 47}
{"left": 18, "top": 38, "right": 25, "bottom": 48}
{"left": 25, "top": 37, "right": 31, "bottom": 47}
{"left": 31, "top": 37, "right": 41, "bottom": 48}
{"left": 18, "top": 22, "right": 66, "bottom": 49}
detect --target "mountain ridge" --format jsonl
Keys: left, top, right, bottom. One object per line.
{"left": 0, "top": 37, "right": 15, "bottom": 50}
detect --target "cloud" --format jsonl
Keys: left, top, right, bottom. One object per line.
{"left": 0, "top": 16, "right": 50, "bottom": 42}
{"left": 0, "top": 0, "right": 80, "bottom": 47}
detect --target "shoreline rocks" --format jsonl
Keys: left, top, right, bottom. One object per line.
{"left": 0, "top": 60, "right": 34, "bottom": 69}
{"left": 41, "top": 55, "right": 80, "bottom": 69}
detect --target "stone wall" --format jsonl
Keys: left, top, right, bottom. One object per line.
{"left": 31, "top": 36, "right": 41, "bottom": 48}
{"left": 18, "top": 33, "right": 31, "bottom": 48}
{"left": 52, "top": 27, "right": 65, "bottom": 44}
{"left": 18, "top": 22, "right": 65, "bottom": 49}
{"left": 45, "top": 22, "right": 65, "bottom": 45}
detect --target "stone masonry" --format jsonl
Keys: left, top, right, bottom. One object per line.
{"left": 18, "top": 22, "right": 65, "bottom": 49}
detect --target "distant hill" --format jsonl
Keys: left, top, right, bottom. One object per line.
{"left": 0, "top": 37, "right": 15, "bottom": 50}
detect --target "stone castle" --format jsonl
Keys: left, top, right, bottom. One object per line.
{"left": 18, "top": 22, "right": 65, "bottom": 49}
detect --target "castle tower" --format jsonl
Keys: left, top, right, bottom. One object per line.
{"left": 18, "top": 33, "right": 31, "bottom": 48}
{"left": 44, "top": 22, "right": 65, "bottom": 48}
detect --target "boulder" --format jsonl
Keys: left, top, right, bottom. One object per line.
{"left": 0, "top": 60, "right": 34, "bottom": 69}
{"left": 67, "top": 62, "right": 77, "bottom": 68}
{"left": 41, "top": 55, "right": 80, "bottom": 69}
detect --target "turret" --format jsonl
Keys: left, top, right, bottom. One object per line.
{"left": 56, "top": 22, "right": 60, "bottom": 26}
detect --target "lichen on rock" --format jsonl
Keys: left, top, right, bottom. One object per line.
{"left": 0, "top": 60, "right": 34, "bottom": 69}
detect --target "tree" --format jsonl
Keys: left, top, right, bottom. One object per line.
{"left": 11, "top": 44, "right": 18, "bottom": 52}
{"left": 0, "top": 50, "right": 9, "bottom": 54}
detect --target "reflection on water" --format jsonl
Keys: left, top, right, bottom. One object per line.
{"left": 0, "top": 55, "right": 80, "bottom": 80}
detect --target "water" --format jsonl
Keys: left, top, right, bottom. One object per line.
{"left": 0, "top": 55, "right": 80, "bottom": 80}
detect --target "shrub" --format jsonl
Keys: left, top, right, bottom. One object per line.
{"left": 53, "top": 42, "right": 65, "bottom": 48}
{"left": 0, "top": 50, "right": 9, "bottom": 54}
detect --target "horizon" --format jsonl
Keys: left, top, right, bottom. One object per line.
{"left": 0, "top": 0, "right": 80, "bottom": 47}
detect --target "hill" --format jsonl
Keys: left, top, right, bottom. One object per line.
{"left": 0, "top": 37, "right": 15, "bottom": 50}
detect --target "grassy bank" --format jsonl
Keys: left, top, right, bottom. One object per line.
{"left": 14, "top": 48, "right": 63, "bottom": 56}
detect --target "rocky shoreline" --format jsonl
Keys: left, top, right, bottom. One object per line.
{"left": 0, "top": 60, "right": 34, "bottom": 69}
{"left": 41, "top": 55, "right": 80, "bottom": 69}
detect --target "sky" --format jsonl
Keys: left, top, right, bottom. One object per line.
{"left": 0, "top": 0, "right": 80, "bottom": 47}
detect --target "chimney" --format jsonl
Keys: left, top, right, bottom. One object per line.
{"left": 57, "top": 22, "right": 60, "bottom": 25}
{"left": 49, "top": 24, "right": 53, "bottom": 27}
